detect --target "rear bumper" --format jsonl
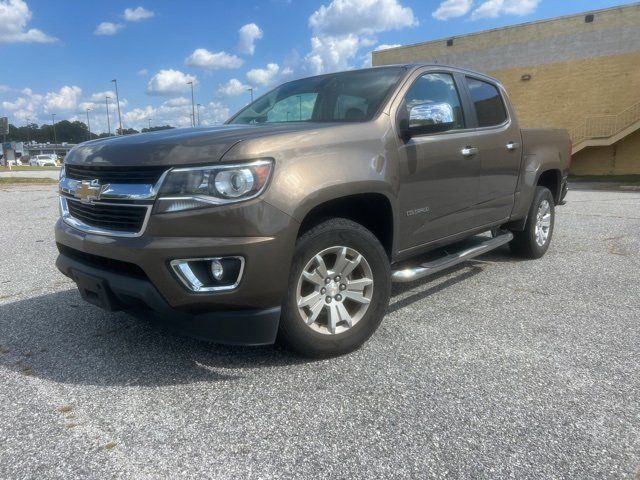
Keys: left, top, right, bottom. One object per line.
{"left": 56, "top": 252, "right": 281, "bottom": 345}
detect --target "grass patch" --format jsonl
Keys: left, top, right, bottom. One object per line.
{"left": 569, "top": 174, "right": 640, "bottom": 185}
{"left": 0, "top": 177, "right": 57, "bottom": 185}
{"left": 0, "top": 166, "right": 60, "bottom": 172}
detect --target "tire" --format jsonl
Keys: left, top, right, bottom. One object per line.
{"left": 278, "top": 218, "right": 391, "bottom": 358}
{"left": 509, "top": 186, "right": 555, "bottom": 259}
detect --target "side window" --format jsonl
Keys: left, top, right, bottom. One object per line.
{"left": 403, "top": 73, "right": 465, "bottom": 132}
{"left": 334, "top": 94, "right": 368, "bottom": 121}
{"left": 465, "top": 77, "right": 507, "bottom": 127}
{"left": 267, "top": 93, "right": 318, "bottom": 122}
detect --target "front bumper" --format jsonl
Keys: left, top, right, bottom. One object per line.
{"left": 54, "top": 198, "right": 299, "bottom": 345}
{"left": 56, "top": 252, "right": 281, "bottom": 345}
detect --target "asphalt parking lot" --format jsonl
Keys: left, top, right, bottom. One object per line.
{"left": 0, "top": 185, "right": 638, "bottom": 479}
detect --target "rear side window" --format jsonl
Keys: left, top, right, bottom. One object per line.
{"left": 465, "top": 77, "right": 507, "bottom": 127}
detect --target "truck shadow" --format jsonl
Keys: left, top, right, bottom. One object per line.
{"left": 0, "top": 251, "right": 504, "bottom": 387}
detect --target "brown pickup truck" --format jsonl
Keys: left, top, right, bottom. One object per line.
{"left": 55, "top": 64, "right": 570, "bottom": 357}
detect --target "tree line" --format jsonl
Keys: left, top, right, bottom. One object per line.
{"left": 4, "top": 121, "right": 175, "bottom": 144}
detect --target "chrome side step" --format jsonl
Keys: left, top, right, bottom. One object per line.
{"left": 391, "top": 232, "right": 513, "bottom": 283}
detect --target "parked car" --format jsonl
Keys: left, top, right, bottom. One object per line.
{"left": 55, "top": 64, "right": 570, "bottom": 357}
{"left": 30, "top": 154, "right": 58, "bottom": 167}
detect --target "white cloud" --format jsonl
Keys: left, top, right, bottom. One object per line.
{"left": 374, "top": 43, "right": 401, "bottom": 51}
{"left": 2, "top": 88, "right": 42, "bottom": 125}
{"left": 78, "top": 91, "right": 127, "bottom": 113}
{"left": 0, "top": 84, "right": 10, "bottom": 93}
{"left": 216, "top": 78, "right": 251, "bottom": 98}
{"left": 0, "top": 0, "right": 57, "bottom": 43}
{"left": 137, "top": 68, "right": 148, "bottom": 76}
{"left": 238, "top": 23, "right": 263, "bottom": 55}
{"left": 247, "top": 63, "right": 280, "bottom": 87}
{"left": 305, "top": 34, "right": 363, "bottom": 75}
{"left": 123, "top": 6, "right": 154, "bottom": 22}
{"left": 304, "top": 0, "right": 415, "bottom": 74}
{"left": 89, "top": 91, "right": 115, "bottom": 102}
{"left": 201, "top": 101, "right": 231, "bottom": 125}
{"left": 94, "top": 22, "right": 124, "bottom": 36}
{"left": 185, "top": 48, "right": 243, "bottom": 70}
{"left": 123, "top": 105, "right": 156, "bottom": 129}
{"left": 309, "top": 0, "right": 416, "bottom": 36}
{"left": 471, "top": 0, "right": 540, "bottom": 20}
{"left": 45, "top": 85, "right": 82, "bottom": 112}
{"left": 123, "top": 98, "right": 230, "bottom": 130}
{"left": 164, "top": 96, "right": 190, "bottom": 107}
{"left": 146, "top": 69, "right": 198, "bottom": 96}
{"left": 432, "top": 0, "right": 473, "bottom": 20}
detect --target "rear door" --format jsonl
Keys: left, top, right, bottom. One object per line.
{"left": 462, "top": 76, "right": 522, "bottom": 224}
{"left": 395, "top": 70, "right": 481, "bottom": 251}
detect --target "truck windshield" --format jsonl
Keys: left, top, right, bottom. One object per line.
{"left": 228, "top": 67, "right": 405, "bottom": 125}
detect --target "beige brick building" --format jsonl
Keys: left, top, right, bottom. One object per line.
{"left": 373, "top": 3, "right": 640, "bottom": 175}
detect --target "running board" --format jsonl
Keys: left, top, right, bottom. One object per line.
{"left": 391, "top": 232, "right": 513, "bottom": 283}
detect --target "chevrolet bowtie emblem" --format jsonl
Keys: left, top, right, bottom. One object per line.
{"left": 74, "top": 179, "right": 106, "bottom": 203}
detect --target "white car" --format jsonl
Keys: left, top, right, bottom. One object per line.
{"left": 30, "top": 154, "right": 58, "bottom": 167}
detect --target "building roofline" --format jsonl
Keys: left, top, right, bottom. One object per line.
{"left": 373, "top": 2, "right": 640, "bottom": 54}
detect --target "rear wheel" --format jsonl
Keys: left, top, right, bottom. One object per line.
{"left": 279, "top": 218, "right": 391, "bottom": 358}
{"left": 509, "top": 186, "right": 555, "bottom": 258}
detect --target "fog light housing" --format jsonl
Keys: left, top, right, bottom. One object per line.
{"left": 170, "top": 256, "right": 244, "bottom": 292}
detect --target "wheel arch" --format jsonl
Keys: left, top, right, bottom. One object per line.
{"left": 295, "top": 189, "right": 396, "bottom": 258}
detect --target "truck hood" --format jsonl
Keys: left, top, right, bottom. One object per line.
{"left": 64, "top": 123, "right": 336, "bottom": 167}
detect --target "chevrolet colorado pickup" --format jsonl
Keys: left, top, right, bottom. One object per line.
{"left": 55, "top": 64, "right": 570, "bottom": 357}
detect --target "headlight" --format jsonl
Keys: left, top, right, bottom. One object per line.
{"left": 155, "top": 159, "right": 273, "bottom": 213}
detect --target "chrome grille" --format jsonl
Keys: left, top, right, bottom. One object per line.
{"left": 61, "top": 197, "right": 149, "bottom": 236}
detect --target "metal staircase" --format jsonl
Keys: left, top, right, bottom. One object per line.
{"left": 570, "top": 100, "right": 640, "bottom": 154}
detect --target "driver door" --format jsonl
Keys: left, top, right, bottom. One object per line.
{"left": 396, "top": 71, "right": 480, "bottom": 251}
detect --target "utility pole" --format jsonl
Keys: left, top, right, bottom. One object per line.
{"left": 111, "top": 79, "right": 123, "bottom": 135}
{"left": 105, "top": 96, "right": 112, "bottom": 136}
{"left": 247, "top": 87, "right": 254, "bottom": 102}
{"left": 86, "top": 109, "right": 92, "bottom": 141}
{"left": 51, "top": 113, "right": 57, "bottom": 144}
{"left": 196, "top": 103, "right": 202, "bottom": 126}
{"left": 187, "top": 81, "right": 196, "bottom": 127}
{"left": 26, "top": 117, "right": 31, "bottom": 143}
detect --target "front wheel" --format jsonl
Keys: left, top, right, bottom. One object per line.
{"left": 279, "top": 219, "right": 391, "bottom": 358}
{"left": 509, "top": 186, "right": 555, "bottom": 259}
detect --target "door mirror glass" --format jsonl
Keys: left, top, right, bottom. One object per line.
{"left": 408, "top": 102, "right": 455, "bottom": 133}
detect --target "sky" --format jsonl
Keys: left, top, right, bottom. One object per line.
{"left": 0, "top": 0, "right": 636, "bottom": 134}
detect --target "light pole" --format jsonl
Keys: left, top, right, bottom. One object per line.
{"left": 111, "top": 79, "right": 123, "bottom": 135}
{"left": 26, "top": 117, "right": 31, "bottom": 143}
{"left": 86, "top": 108, "right": 92, "bottom": 141}
{"left": 105, "top": 96, "right": 112, "bottom": 136}
{"left": 51, "top": 113, "right": 57, "bottom": 144}
{"left": 187, "top": 81, "right": 196, "bottom": 127}
{"left": 247, "top": 87, "right": 254, "bottom": 102}
{"left": 196, "top": 103, "right": 202, "bottom": 126}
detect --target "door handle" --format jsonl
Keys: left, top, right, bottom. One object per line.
{"left": 461, "top": 146, "right": 479, "bottom": 157}
{"left": 506, "top": 141, "right": 521, "bottom": 151}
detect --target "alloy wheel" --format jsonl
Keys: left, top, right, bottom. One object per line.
{"left": 296, "top": 246, "right": 374, "bottom": 335}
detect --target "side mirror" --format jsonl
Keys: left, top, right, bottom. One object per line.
{"left": 400, "top": 102, "right": 456, "bottom": 138}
